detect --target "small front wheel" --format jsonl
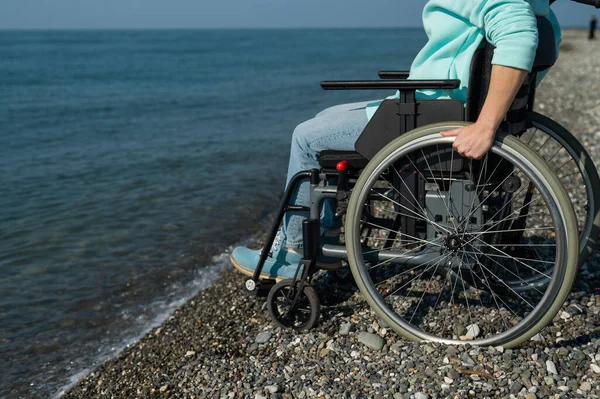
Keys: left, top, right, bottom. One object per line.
{"left": 267, "top": 280, "right": 320, "bottom": 331}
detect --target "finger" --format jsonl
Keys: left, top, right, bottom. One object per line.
{"left": 453, "top": 143, "right": 464, "bottom": 156}
{"left": 440, "top": 128, "right": 461, "bottom": 137}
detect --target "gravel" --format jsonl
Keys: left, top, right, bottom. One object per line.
{"left": 63, "top": 31, "right": 600, "bottom": 399}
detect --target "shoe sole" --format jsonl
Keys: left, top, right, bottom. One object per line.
{"left": 229, "top": 254, "right": 285, "bottom": 283}
{"left": 229, "top": 254, "right": 342, "bottom": 282}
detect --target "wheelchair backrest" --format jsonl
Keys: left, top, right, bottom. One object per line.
{"left": 465, "top": 16, "right": 557, "bottom": 126}
{"left": 355, "top": 16, "right": 557, "bottom": 160}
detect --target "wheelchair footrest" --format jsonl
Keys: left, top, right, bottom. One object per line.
{"left": 243, "top": 279, "right": 276, "bottom": 298}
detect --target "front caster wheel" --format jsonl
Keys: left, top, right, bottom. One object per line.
{"left": 267, "top": 279, "right": 320, "bottom": 331}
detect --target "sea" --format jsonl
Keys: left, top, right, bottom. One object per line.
{"left": 0, "top": 28, "right": 426, "bottom": 398}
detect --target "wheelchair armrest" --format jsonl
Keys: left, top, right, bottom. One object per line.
{"left": 378, "top": 71, "right": 410, "bottom": 79}
{"left": 320, "top": 79, "right": 460, "bottom": 91}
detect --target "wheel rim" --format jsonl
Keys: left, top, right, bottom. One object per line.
{"left": 347, "top": 131, "right": 572, "bottom": 346}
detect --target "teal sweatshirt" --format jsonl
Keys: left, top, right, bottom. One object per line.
{"left": 366, "top": 0, "right": 561, "bottom": 119}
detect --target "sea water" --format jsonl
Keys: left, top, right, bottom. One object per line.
{"left": 0, "top": 28, "right": 425, "bottom": 398}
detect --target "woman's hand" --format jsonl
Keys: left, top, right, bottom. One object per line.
{"left": 440, "top": 64, "right": 528, "bottom": 160}
{"left": 440, "top": 123, "right": 496, "bottom": 160}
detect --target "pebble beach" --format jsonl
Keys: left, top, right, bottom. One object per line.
{"left": 63, "top": 30, "right": 600, "bottom": 399}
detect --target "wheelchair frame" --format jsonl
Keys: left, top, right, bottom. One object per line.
{"left": 239, "top": 10, "right": 600, "bottom": 346}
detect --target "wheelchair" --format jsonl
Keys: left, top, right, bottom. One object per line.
{"left": 241, "top": 14, "right": 600, "bottom": 348}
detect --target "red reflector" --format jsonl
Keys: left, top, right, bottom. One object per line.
{"left": 336, "top": 160, "right": 349, "bottom": 171}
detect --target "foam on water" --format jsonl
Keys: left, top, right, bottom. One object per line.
{"left": 52, "top": 247, "right": 243, "bottom": 398}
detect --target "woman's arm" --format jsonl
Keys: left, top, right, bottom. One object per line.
{"left": 441, "top": 0, "right": 538, "bottom": 159}
{"left": 441, "top": 64, "right": 528, "bottom": 159}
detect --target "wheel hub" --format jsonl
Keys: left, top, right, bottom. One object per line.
{"left": 446, "top": 234, "right": 464, "bottom": 252}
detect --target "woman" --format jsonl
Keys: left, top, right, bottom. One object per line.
{"left": 230, "top": 0, "right": 562, "bottom": 280}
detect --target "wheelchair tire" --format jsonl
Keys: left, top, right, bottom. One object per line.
{"left": 524, "top": 111, "right": 600, "bottom": 264}
{"left": 345, "top": 122, "right": 579, "bottom": 348}
{"left": 445, "top": 112, "right": 600, "bottom": 293}
{"left": 267, "top": 280, "right": 320, "bottom": 331}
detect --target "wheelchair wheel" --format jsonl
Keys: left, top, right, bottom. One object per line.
{"left": 521, "top": 112, "right": 600, "bottom": 264}
{"left": 267, "top": 280, "right": 320, "bottom": 331}
{"left": 345, "top": 122, "right": 578, "bottom": 347}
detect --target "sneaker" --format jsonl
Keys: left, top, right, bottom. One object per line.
{"left": 230, "top": 230, "right": 341, "bottom": 281}
{"left": 230, "top": 231, "right": 304, "bottom": 281}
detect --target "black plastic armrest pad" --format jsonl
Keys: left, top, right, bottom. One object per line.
{"left": 378, "top": 71, "right": 410, "bottom": 79}
{"left": 320, "top": 80, "right": 461, "bottom": 91}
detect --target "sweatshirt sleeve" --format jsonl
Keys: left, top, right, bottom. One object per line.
{"left": 470, "top": 0, "right": 539, "bottom": 72}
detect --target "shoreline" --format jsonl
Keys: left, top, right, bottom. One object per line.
{"left": 53, "top": 252, "right": 234, "bottom": 399}
{"left": 64, "top": 30, "right": 600, "bottom": 398}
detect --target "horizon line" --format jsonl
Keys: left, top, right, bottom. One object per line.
{"left": 0, "top": 25, "right": 589, "bottom": 31}
{"left": 0, "top": 26, "right": 420, "bottom": 31}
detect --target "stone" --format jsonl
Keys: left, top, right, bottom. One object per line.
{"left": 466, "top": 324, "right": 480, "bottom": 338}
{"left": 444, "top": 377, "right": 454, "bottom": 384}
{"left": 566, "top": 304, "right": 583, "bottom": 315}
{"left": 423, "top": 345, "right": 436, "bottom": 355}
{"left": 255, "top": 332, "right": 272, "bottom": 344}
{"left": 414, "top": 393, "right": 429, "bottom": 399}
{"left": 319, "top": 348, "right": 331, "bottom": 358}
{"left": 159, "top": 385, "right": 168, "bottom": 392}
{"left": 460, "top": 352, "right": 476, "bottom": 365}
{"left": 378, "top": 319, "right": 389, "bottom": 328}
{"left": 358, "top": 332, "right": 385, "bottom": 351}
{"left": 580, "top": 382, "right": 592, "bottom": 391}
{"left": 591, "top": 363, "right": 600, "bottom": 374}
{"left": 557, "top": 347, "right": 569, "bottom": 357}
{"left": 339, "top": 323, "right": 352, "bottom": 336}
{"left": 510, "top": 381, "right": 523, "bottom": 394}
{"left": 265, "top": 385, "right": 279, "bottom": 394}
{"left": 546, "top": 360, "right": 558, "bottom": 375}
{"left": 453, "top": 323, "right": 466, "bottom": 337}
{"left": 525, "top": 394, "right": 537, "bottom": 399}
{"left": 446, "top": 346, "right": 459, "bottom": 356}
{"left": 530, "top": 334, "right": 543, "bottom": 342}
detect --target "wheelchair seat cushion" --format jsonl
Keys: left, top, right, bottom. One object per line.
{"left": 318, "top": 150, "right": 369, "bottom": 171}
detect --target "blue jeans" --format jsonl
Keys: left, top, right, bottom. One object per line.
{"left": 283, "top": 100, "right": 373, "bottom": 249}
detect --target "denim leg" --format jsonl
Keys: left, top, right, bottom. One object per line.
{"left": 283, "top": 101, "right": 372, "bottom": 249}
{"left": 314, "top": 100, "right": 376, "bottom": 117}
